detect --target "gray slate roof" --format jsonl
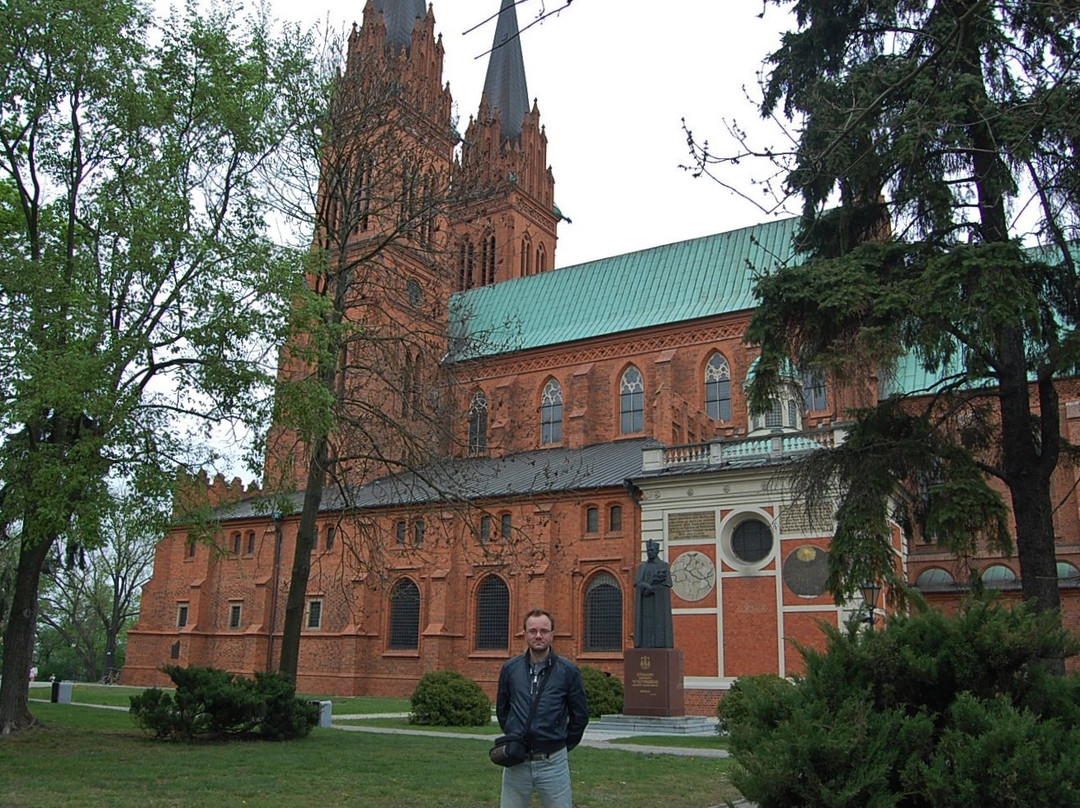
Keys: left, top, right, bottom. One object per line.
{"left": 482, "top": 0, "right": 530, "bottom": 143}
{"left": 217, "top": 439, "right": 656, "bottom": 520}
{"left": 373, "top": 0, "right": 426, "bottom": 53}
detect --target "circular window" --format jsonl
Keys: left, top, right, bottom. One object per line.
{"left": 731, "top": 519, "right": 774, "bottom": 564}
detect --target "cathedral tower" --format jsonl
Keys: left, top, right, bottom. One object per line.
{"left": 265, "top": 0, "right": 459, "bottom": 489}
{"left": 452, "top": 0, "right": 560, "bottom": 289}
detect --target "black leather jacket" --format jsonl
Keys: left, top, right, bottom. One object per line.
{"left": 496, "top": 650, "right": 589, "bottom": 754}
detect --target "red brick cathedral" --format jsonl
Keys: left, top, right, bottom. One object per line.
{"left": 123, "top": 0, "right": 1080, "bottom": 713}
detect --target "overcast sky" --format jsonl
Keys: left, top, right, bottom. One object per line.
{"left": 270, "top": 0, "right": 798, "bottom": 268}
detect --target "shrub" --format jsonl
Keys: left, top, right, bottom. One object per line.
{"left": 716, "top": 673, "right": 794, "bottom": 735}
{"left": 722, "top": 599, "right": 1080, "bottom": 808}
{"left": 409, "top": 670, "right": 491, "bottom": 726}
{"left": 580, "top": 666, "right": 623, "bottom": 718}
{"left": 130, "top": 665, "right": 317, "bottom": 742}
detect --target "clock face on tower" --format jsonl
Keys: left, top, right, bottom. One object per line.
{"left": 670, "top": 551, "right": 716, "bottom": 602}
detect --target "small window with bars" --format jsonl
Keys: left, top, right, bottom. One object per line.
{"left": 609, "top": 505, "right": 623, "bottom": 532}
{"left": 306, "top": 598, "right": 323, "bottom": 630}
{"left": 586, "top": 507, "right": 599, "bottom": 534}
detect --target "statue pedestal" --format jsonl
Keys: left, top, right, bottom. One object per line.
{"left": 623, "top": 648, "right": 685, "bottom": 717}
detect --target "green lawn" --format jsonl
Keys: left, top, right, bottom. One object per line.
{"left": 2, "top": 703, "right": 741, "bottom": 808}
{"left": 56, "top": 684, "right": 412, "bottom": 716}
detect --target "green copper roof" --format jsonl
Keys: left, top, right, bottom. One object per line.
{"left": 448, "top": 216, "right": 803, "bottom": 361}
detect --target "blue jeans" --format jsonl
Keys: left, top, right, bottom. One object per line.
{"left": 500, "top": 747, "right": 572, "bottom": 808}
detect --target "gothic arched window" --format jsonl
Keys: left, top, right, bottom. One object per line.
{"left": 620, "top": 366, "right": 644, "bottom": 434}
{"left": 521, "top": 235, "right": 532, "bottom": 276}
{"left": 705, "top": 352, "right": 732, "bottom": 421}
{"left": 541, "top": 379, "right": 563, "bottom": 444}
{"left": 388, "top": 578, "right": 420, "bottom": 650}
{"left": 458, "top": 239, "right": 475, "bottom": 291}
{"left": 468, "top": 390, "right": 488, "bottom": 455}
{"left": 481, "top": 232, "right": 496, "bottom": 285}
{"left": 584, "top": 572, "right": 622, "bottom": 652}
{"left": 474, "top": 575, "right": 510, "bottom": 651}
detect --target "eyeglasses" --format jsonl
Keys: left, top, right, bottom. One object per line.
{"left": 525, "top": 628, "right": 552, "bottom": 636}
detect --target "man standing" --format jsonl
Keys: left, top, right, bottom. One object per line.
{"left": 496, "top": 608, "right": 589, "bottom": 808}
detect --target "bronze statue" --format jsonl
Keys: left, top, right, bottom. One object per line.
{"left": 634, "top": 540, "right": 673, "bottom": 648}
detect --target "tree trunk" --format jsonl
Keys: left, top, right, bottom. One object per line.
{"left": 0, "top": 534, "right": 54, "bottom": 733}
{"left": 998, "top": 329, "right": 1064, "bottom": 674}
{"left": 276, "top": 434, "right": 329, "bottom": 684}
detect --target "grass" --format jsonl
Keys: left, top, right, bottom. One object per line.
{"left": 53, "top": 684, "right": 412, "bottom": 716}
{"left": 613, "top": 734, "right": 727, "bottom": 749}
{"left": 3, "top": 703, "right": 742, "bottom": 808}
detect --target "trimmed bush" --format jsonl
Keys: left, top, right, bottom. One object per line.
{"left": 722, "top": 599, "right": 1080, "bottom": 808}
{"left": 581, "top": 666, "right": 623, "bottom": 718}
{"left": 716, "top": 673, "right": 794, "bottom": 735}
{"left": 409, "top": 670, "right": 491, "bottom": 727}
{"left": 130, "top": 665, "right": 318, "bottom": 742}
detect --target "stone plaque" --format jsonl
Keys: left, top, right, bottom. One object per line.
{"left": 779, "top": 503, "right": 834, "bottom": 533}
{"left": 667, "top": 511, "right": 716, "bottom": 542}
{"left": 670, "top": 551, "right": 716, "bottom": 602}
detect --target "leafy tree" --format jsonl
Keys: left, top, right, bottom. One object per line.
{"left": 727, "top": 1, "right": 1080, "bottom": 643}
{"left": 0, "top": 0, "right": 313, "bottom": 732}
{"left": 36, "top": 490, "right": 162, "bottom": 680}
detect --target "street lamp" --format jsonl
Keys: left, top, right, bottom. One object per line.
{"left": 860, "top": 579, "right": 881, "bottom": 630}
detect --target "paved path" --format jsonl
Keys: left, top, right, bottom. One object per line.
{"left": 334, "top": 712, "right": 730, "bottom": 758}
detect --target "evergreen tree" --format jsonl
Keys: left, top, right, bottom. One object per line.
{"left": 741, "top": 0, "right": 1080, "bottom": 650}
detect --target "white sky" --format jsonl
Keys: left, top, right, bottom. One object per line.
{"left": 270, "top": 0, "right": 798, "bottom": 268}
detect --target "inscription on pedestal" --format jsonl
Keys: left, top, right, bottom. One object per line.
{"left": 623, "top": 648, "right": 685, "bottom": 717}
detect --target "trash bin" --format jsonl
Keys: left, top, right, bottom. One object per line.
{"left": 308, "top": 700, "right": 332, "bottom": 728}
{"left": 54, "top": 681, "right": 73, "bottom": 704}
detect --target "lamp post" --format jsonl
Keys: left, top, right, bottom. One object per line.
{"left": 860, "top": 579, "right": 881, "bottom": 630}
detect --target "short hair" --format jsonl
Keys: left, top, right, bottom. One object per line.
{"left": 522, "top": 608, "right": 555, "bottom": 632}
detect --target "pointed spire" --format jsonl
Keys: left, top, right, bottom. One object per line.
{"left": 482, "top": 0, "right": 529, "bottom": 144}
{"left": 372, "top": 0, "right": 427, "bottom": 53}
